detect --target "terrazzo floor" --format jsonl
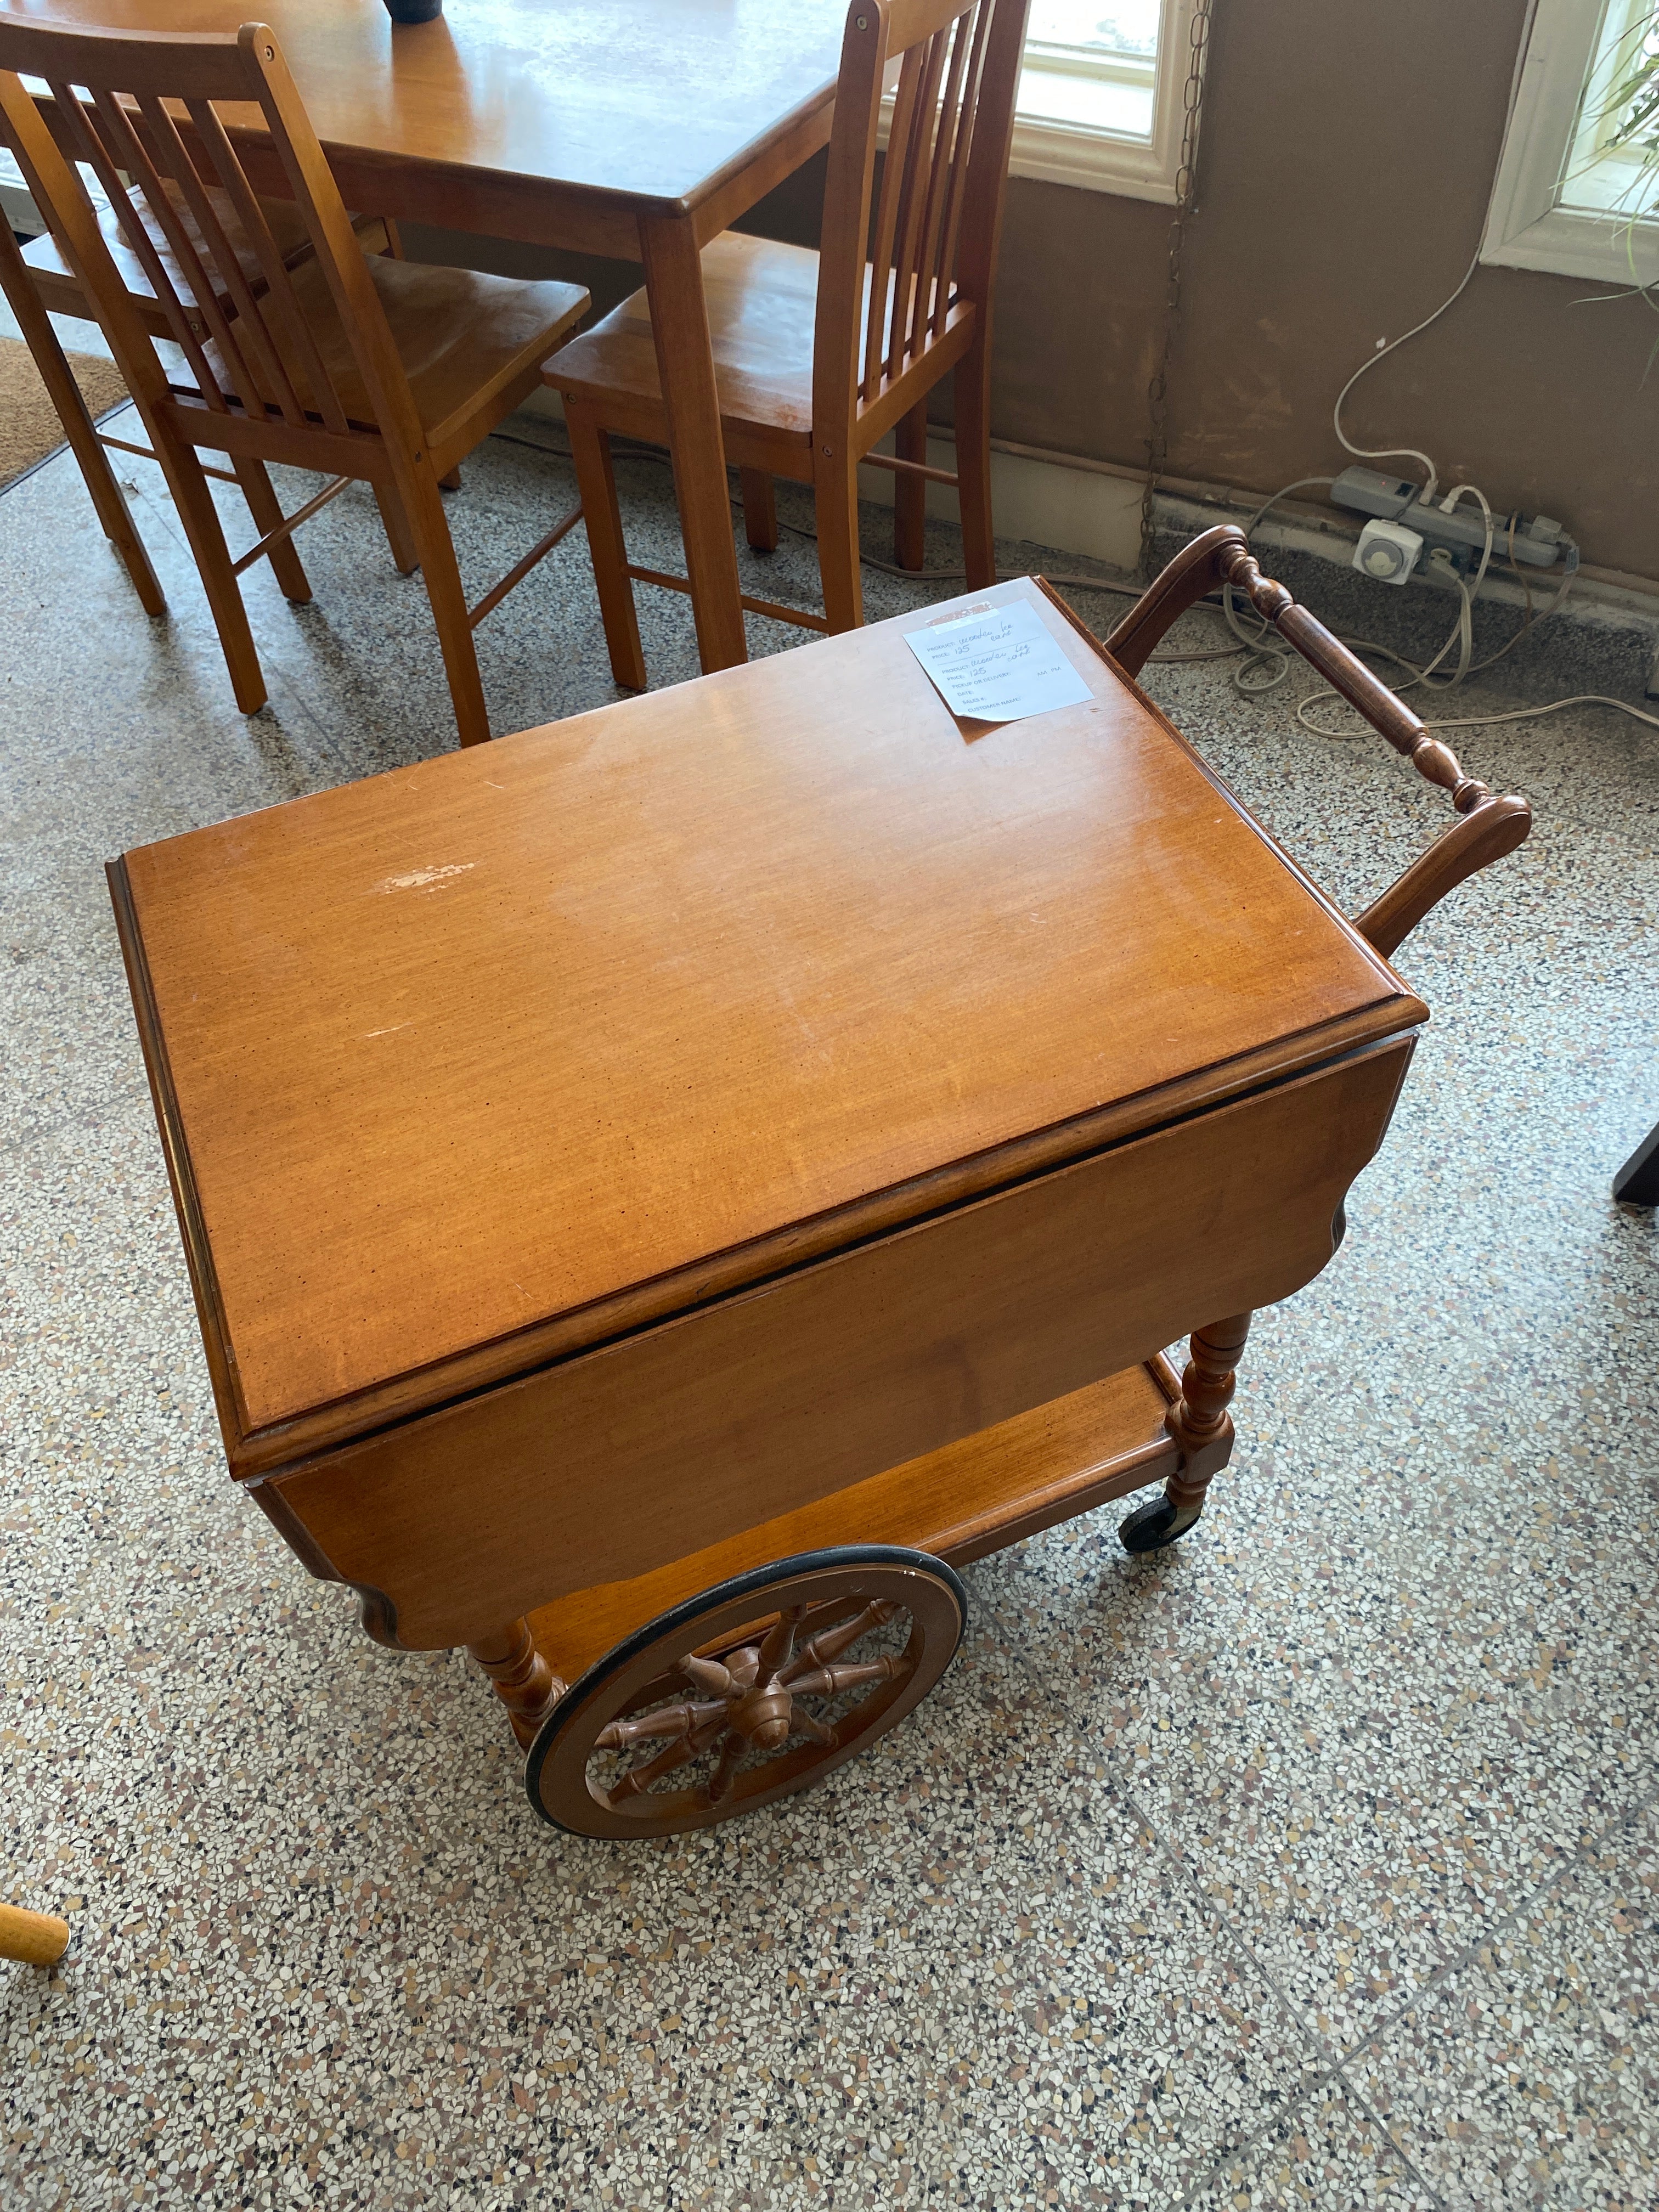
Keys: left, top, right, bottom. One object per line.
{"left": 2, "top": 396, "right": 1657, "bottom": 2212}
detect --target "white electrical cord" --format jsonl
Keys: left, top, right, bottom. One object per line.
{"left": 495, "top": 421, "right": 1657, "bottom": 742}
{"left": 1420, "top": 695, "right": 1659, "bottom": 731}
{"left": 1211, "top": 471, "right": 1498, "bottom": 712}
{"left": 1330, "top": 1, "right": 1536, "bottom": 511}
{"left": 1194, "top": 465, "right": 1632, "bottom": 746}
{"left": 1331, "top": 268, "right": 1479, "bottom": 509}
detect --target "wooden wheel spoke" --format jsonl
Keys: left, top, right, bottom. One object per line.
{"left": 678, "top": 1651, "right": 736, "bottom": 1697}
{"left": 757, "top": 1605, "right": 805, "bottom": 1680}
{"left": 789, "top": 1652, "right": 912, "bottom": 1700}
{"left": 703, "top": 1728, "right": 747, "bottom": 1804}
{"left": 780, "top": 1599, "right": 899, "bottom": 1684}
{"left": 606, "top": 1712, "right": 729, "bottom": 1801}
{"left": 594, "top": 1698, "right": 726, "bottom": 1751}
{"left": 537, "top": 1555, "right": 964, "bottom": 1837}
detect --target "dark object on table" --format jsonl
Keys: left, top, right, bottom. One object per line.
{"left": 385, "top": 0, "right": 442, "bottom": 21}
{"left": 1614, "top": 1119, "right": 1659, "bottom": 1205}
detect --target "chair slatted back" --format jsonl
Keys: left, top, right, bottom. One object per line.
{"left": 814, "top": 0, "right": 1029, "bottom": 442}
{"left": 0, "top": 19, "right": 416, "bottom": 453}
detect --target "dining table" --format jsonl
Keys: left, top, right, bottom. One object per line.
{"left": 19, "top": 0, "right": 849, "bottom": 672}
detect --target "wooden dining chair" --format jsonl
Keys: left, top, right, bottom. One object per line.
{"left": 0, "top": 20, "right": 590, "bottom": 747}
{"left": 0, "top": 176, "right": 398, "bottom": 620}
{"left": 543, "top": 0, "right": 1031, "bottom": 689}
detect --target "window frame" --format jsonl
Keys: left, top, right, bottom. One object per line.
{"left": 1007, "top": 0, "right": 1204, "bottom": 201}
{"left": 1482, "top": 0, "right": 1659, "bottom": 282}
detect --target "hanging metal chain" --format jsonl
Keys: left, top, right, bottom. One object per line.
{"left": 1139, "top": 0, "right": 1215, "bottom": 577}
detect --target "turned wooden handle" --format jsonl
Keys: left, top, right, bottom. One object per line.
{"left": 1101, "top": 522, "right": 1243, "bottom": 677}
{"left": 1352, "top": 792, "right": 1533, "bottom": 958}
{"left": 1100, "top": 526, "right": 1532, "bottom": 958}
{"left": 0, "top": 1901, "right": 70, "bottom": 1968}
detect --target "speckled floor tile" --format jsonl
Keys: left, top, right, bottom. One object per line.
{"left": 1184, "top": 2080, "right": 1441, "bottom": 2210}
{"left": 1348, "top": 1800, "right": 1659, "bottom": 2209}
{"left": 4, "top": 401, "right": 1658, "bottom": 2211}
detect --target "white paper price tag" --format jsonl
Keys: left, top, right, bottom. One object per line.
{"left": 904, "top": 599, "right": 1093, "bottom": 724}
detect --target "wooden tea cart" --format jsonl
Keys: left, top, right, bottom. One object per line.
{"left": 109, "top": 527, "right": 1530, "bottom": 1838}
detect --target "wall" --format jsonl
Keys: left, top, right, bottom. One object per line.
{"left": 409, "top": 0, "right": 1658, "bottom": 579}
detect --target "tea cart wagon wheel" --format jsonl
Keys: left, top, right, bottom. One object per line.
{"left": 525, "top": 1547, "right": 967, "bottom": 1839}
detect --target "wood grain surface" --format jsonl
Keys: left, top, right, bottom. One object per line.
{"left": 267, "top": 1033, "right": 1412, "bottom": 1650}
{"left": 115, "top": 578, "right": 1421, "bottom": 1453}
{"left": 0, "top": 21, "right": 588, "bottom": 744}
{"left": 16, "top": 0, "right": 847, "bottom": 676}
{"left": 521, "top": 1361, "right": 1180, "bottom": 1687}
{"left": 548, "top": 0, "right": 1029, "bottom": 674}
{"left": 14, "top": 0, "right": 845, "bottom": 234}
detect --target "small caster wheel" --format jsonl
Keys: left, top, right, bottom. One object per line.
{"left": 1119, "top": 1492, "right": 1204, "bottom": 1554}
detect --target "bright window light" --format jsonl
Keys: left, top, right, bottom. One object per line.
{"left": 1560, "top": 0, "right": 1659, "bottom": 217}
{"left": 1483, "top": 0, "right": 1659, "bottom": 282}
{"left": 1007, "top": 0, "right": 1203, "bottom": 201}
{"left": 1018, "top": 0, "right": 1161, "bottom": 142}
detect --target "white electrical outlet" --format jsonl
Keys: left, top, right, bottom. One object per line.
{"left": 1353, "top": 518, "right": 1423, "bottom": 586}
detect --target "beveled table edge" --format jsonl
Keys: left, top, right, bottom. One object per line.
{"left": 113, "top": 850, "right": 1422, "bottom": 1485}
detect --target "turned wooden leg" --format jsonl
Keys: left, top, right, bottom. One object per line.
{"left": 1121, "top": 1312, "right": 1252, "bottom": 1554}
{"left": 638, "top": 208, "right": 748, "bottom": 673}
{"left": 0, "top": 222, "right": 166, "bottom": 616}
{"left": 893, "top": 400, "right": 928, "bottom": 572}
{"left": 467, "top": 1620, "right": 566, "bottom": 1750}
{"left": 739, "top": 466, "right": 778, "bottom": 552}
{"left": 0, "top": 1901, "right": 70, "bottom": 1968}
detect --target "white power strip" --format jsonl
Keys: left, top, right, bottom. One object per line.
{"left": 1330, "top": 465, "right": 1571, "bottom": 578}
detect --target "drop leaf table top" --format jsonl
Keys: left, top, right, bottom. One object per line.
{"left": 111, "top": 574, "right": 1421, "bottom": 1478}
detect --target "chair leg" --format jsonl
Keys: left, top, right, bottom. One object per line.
{"left": 398, "top": 463, "right": 492, "bottom": 747}
{"left": 439, "top": 465, "right": 462, "bottom": 491}
{"left": 952, "top": 346, "right": 996, "bottom": 591}
{"left": 565, "top": 403, "right": 647, "bottom": 690}
{"left": 893, "top": 402, "right": 928, "bottom": 572}
{"left": 812, "top": 455, "right": 865, "bottom": 634}
{"left": 373, "top": 482, "right": 420, "bottom": 575}
{"left": 228, "top": 457, "right": 312, "bottom": 605}
{"left": 149, "top": 421, "right": 267, "bottom": 714}
{"left": 740, "top": 467, "right": 778, "bottom": 554}
{"left": 0, "top": 227, "right": 165, "bottom": 615}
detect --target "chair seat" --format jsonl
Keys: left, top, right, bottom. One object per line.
{"left": 198, "top": 255, "right": 589, "bottom": 458}
{"left": 22, "top": 183, "right": 388, "bottom": 326}
{"left": 545, "top": 232, "right": 821, "bottom": 449}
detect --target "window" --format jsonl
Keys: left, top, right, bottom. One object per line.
{"left": 0, "top": 147, "right": 109, "bottom": 239}
{"left": 1483, "top": 0, "right": 1659, "bottom": 281}
{"left": 1009, "top": 0, "right": 1204, "bottom": 200}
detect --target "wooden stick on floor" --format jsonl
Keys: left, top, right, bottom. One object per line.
{"left": 0, "top": 1901, "right": 70, "bottom": 1968}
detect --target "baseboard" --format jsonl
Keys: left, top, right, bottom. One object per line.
{"left": 853, "top": 430, "right": 1147, "bottom": 570}
{"left": 861, "top": 428, "right": 1659, "bottom": 702}
{"left": 515, "top": 392, "right": 1146, "bottom": 568}
{"left": 513, "top": 396, "right": 1654, "bottom": 690}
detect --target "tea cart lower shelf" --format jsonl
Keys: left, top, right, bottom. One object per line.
{"left": 516, "top": 1353, "right": 1215, "bottom": 1839}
